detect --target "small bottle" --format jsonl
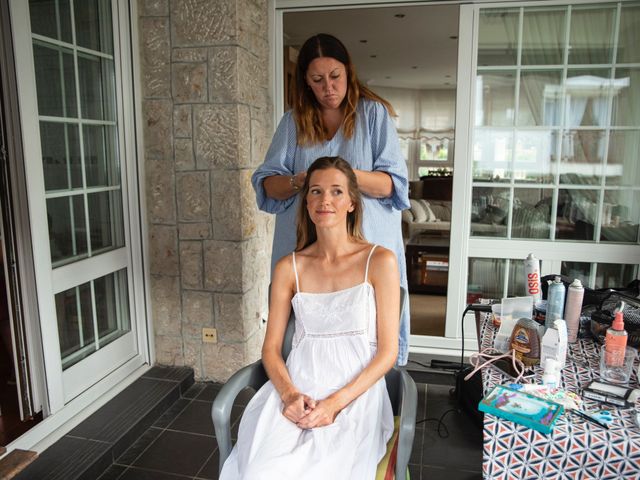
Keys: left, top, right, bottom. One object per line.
{"left": 564, "top": 279, "right": 584, "bottom": 343}
{"left": 524, "top": 253, "right": 542, "bottom": 304}
{"left": 545, "top": 276, "right": 566, "bottom": 330}
{"left": 542, "top": 358, "right": 559, "bottom": 388}
{"left": 605, "top": 311, "right": 628, "bottom": 367}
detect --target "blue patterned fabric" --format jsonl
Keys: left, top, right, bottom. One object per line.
{"left": 252, "top": 98, "right": 411, "bottom": 364}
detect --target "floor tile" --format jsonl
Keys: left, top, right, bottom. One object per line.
{"left": 118, "top": 466, "right": 193, "bottom": 479}
{"left": 233, "top": 387, "right": 256, "bottom": 407}
{"left": 116, "top": 427, "right": 163, "bottom": 466}
{"left": 168, "top": 400, "right": 215, "bottom": 436}
{"left": 422, "top": 465, "right": 482, "bottom": 480}
{"left": 196, "top": 384, "right": 221, "bottom": 402}
{"left": 194, "top": 449, "right": 220, "bottom": 480}
{"left": 133, "top": 430, "right": 214, "bottom": 477}
{"left": 97, "top": 464, "right": 127, "bottom": 480}
{"left": 183, "top": 383, "right": 207, "bottom": 399}
{"left": 153, "top": 399, "right": 191, "bottom": 429}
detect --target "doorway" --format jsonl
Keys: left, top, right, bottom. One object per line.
{"left": 282, "top": 4, "right": 460, "bottom": 341}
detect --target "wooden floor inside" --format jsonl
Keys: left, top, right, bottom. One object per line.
{"left": 409, "top": 293, "right": 447, "bottom": 337}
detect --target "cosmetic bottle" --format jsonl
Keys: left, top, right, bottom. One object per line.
{"left": 604, "top": 311, "right": 628, "bottom": 367}
{"left": 540, "top": 319, "right": 567, "bottom": 370}
{"left": 545, "top": 276, "right": 565, "bottom": 331}
{"left": 524, "top": 253, "right": 542, "bottom": 304}
{"left": 542, "top": 358, "right": 559, "bottom": 388}
{"left": 564, "top": 279, "right": 584, "bottom": 343}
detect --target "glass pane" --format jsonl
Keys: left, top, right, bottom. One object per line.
{"left": 521, "top": 7, "right": 566, "bottom": 65}
{"left": 94, "top": 269, "right": 130, "bottom": 343}
{"left": 88, "top": 190, "right": 124, "bottom": 253}
{"left": 478, "top": 9, "right": 519, "bottom": 66}
{"left": 518, "top": 71, "right": 563, "bottom": 126}
{"left": 556, "top": 188, "right": 599, "bottom": 241}
{"left": 78, "top": 54, "right": 116, "bottom": 121}
{"left": 606, "top": 130, "right": 640, "bottom": 186}
{"left": 29, "top": 0, "right": 72, "bottom": 43}
{"left": 565, "top": 69, "right": 611, "bottom": 127}
{"left": 618, "top": 3, "right": 640, "bottom": 64}
{"left": 560, "top": 130, "right": 605, "bottom": 185}
{"left": 568, "top": 6, "right": 615, "bottom": 65}
{"left": 476, "top": 72, "right": 516, "bottom": 127}
{"left": 47, "top": 195, "right": 88, "bottom": 265}
{"left": 506, "top": 260, "right": 527, "bottom": 297}
{"left": 473, "top": 130, "right": 513, "bottom": 182}
{"left": 514, "top": 130, "right": 554, "bottom": 183}
{"left": 420, "top": 138, "right": 450, "bottom": 162}
{"left": 511, "top": 188, "right": 552, "bottom": 239}
{"left": 468, "top": 258, "right": 506, "bottom": 300}
{"left": 600, "top": 190, "right": 640, "bottom": 243}
{"left": 75, "top": 0, "right": 113, "bottom": 54}
{"left": 41, "top": 122, "right": 82, "bottom": 191}
{"left": 84, "top": 125, "right": 119, "bottom": 187}
{"left": 595, "top": 263, "right": 639, "bottom": 289}
{"left": 612, "top": 68, "right": 640, "bottom": 126}
{"left": 55, "top": 282, "right": 95, "bottom": 369}
{"left": 33, "top": 43, "right": 77, "bottom": 118}
{"left": 561, "top": 261, "right": 590, "bottom": 287}
{"left": 471, "top": 187, "right": 509, "bottom": 238}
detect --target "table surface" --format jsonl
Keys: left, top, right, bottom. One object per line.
{"left": 479, "top": 315, "right": 640, "bottom": 480}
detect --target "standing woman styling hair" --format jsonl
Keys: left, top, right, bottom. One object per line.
{"left": 252, "top": 33, "right": 411, "bottom": 365}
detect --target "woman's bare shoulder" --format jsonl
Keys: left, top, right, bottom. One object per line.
{"left": 369, "top": 246, "right": 399, "bottom": 277}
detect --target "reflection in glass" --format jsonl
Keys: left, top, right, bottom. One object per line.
{"left": 559, "top": 130, "right": 605, "bottom": 185}
{"left": 511, "top": 188, "right": 551, "bottom": 239}
{"left": 600, "top": 190, "right": 640, "bottom": 243}
{"left": 473, "top": 130, "right": 512, "bottom": 182}
{"left": 47, "top": 195, "right": 88, "bottom": 264}
{"left": 55, "top": 282, "right": 95, "bottom": 368}
{"left": 507, "top": 260, "right": 527, "bottom": 297}
{"left": 88, "top": 191, "right": 124, "bottom": 253}
{"left": 476, "top": 73, "right": 516, "bottom": 127}
{"left": 41, "top": 122, "right": 82, "bottom": 191}
{"left": 565, "top": 69, "right": 612, "bottom": 128}
{"left": 561, "top": 261, "right": 590, "bottom": 287}
{"left": 78, "top": 54, "right": 116, "bottom": 121}
{"left": 595, "top": 263, "right": 639, "bottom": 289}
{"left": 94, "top": 270, "right": 130, "bottom": 343}
{"left": 518, "top": 71, "right": 563, "bottom": 126}
{"left": 556, "top": 189, "right": 599, "bottom": 241}
{"left": 612, "top": 68, "right": 640, "bottom": 126}
{"left": 514, "top": 130, "right": 554, "bottom": 183}
{"left": 84, "top": 125, "right": 119, "bottom": 187}
{"left": 478, "top": 9, "right": 519, "bottom": 66}
{"left": 568, "top": 6, "right": 615, "bottom": 65}
{"left": 33, "top": 43, "right": 77, "bottom": 118}
{"left": 471, "top": 187, "right": 510, "bottom": 238}
{"left": 618, "top": 4, "right": 640, "bottom": 64}
{"left": 606, "top": 130, "right": 640, "bottom": 186}
{"left": 29, "top": 0, "right": 72, "bottom": 43}
{"left": 521, "top": 7, "right": 565, "bottom": 65}
{"left": 74, "top": 0, "right": 114, "bottom": 54}
{"left": 468, "top": 258, "right": 506, "bottom": 300}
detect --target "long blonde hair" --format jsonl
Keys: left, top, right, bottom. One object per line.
{"left": 296, "top": 157, "right": 365, "bottom": 251}
{"left": 293, "top": 34, "right": 396, "bottom": 146}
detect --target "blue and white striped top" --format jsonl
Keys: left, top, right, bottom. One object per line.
{"left": 251, "top": 98, "right": 411, "bottom": 365}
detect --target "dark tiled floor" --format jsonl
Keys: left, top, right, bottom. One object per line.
{"left": 98, "top": 378, "right": 483, "bottom": 480}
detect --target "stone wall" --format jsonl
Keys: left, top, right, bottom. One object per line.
{"left": 139, "top": 0, "right": 272, "bottom": 381}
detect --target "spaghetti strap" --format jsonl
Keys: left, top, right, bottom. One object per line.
{"left": 364, "top": 245, "right": 378, "bottom": 283}
{"left": 292, "top": 252, "right": 300, "bottom": 293}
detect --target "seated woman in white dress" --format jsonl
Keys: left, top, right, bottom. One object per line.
{"left": 220, "top": 156, "right": 400, "bottom": 479}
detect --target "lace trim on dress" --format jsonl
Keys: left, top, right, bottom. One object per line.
{"left": 305, "top": 329, "right": 367, "bottom": 338}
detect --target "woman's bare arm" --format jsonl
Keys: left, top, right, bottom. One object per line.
{"left": 296, "top": 248, "right": 400, "bottom": 429}
{"left": 262, "top": 172, "right": 307, "bottom": 200}
{"left": 353, "top": 170, "right": 393, "bottom": 198}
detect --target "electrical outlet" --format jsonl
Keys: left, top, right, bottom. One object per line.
{"left": 202, "top": 327, "right": 217, "bottom": 343}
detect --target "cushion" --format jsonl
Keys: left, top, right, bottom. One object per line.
{"left": 409, "top": 199, "right": 428, "bottom": 223}
{"left": 417, "top": 199, "right": 437, "bottom": 222}
{"left": 376, "top": 416, "right": 400, "bottom": 480}
{"left": 401, "top": 209, "right": 414, "bottom": 223}
{"left": 429, "top": 201, "right": 452, "bottom": 222}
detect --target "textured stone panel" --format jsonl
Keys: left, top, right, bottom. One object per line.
{"left": 237, "top": 0, "right": 268, "bottom": 56}
{"left": 211, "top": 169, "right": 241, "bottom": 241}
{"left": 142, "top": 64, "right": 171, "bottom": 99}
{"left": 172, "top": 63, "right": 207, "bottom": 103}
{"left": 174, "top": 138, "right": 195, "bottom": 171}
{"left": 149, "top": 225, "right": 179, "bottom": 275}
{"left": 143, "top": 100, "right": 173, "bottom": 159}
{"left": 250, "top": 105, "right": 272, "bottom": 168}
{"left": 172, "top": 48, "right": 208, "bottom": 63}
{"left": 182, "top": 291, "right": 214, "bottom": 338}
{"left": 239, "top": 169, "right": 257, "bottom": 237}
{"left": 146, "top": 159, "right": 176, "bottom": 223}
{"left": 179, "top": 241, "right": 203, "bottom": 289}
{"left": 194, "top": 104, "right": 251, "bottom": 169}
{"left": 150, "top": 275, "right": 182, "bottom": 335}
{"left": 183, "top": 339, "right": 202, "bottom": 379}
{"left": 173, "top": 105, "right": 192, "bottom": 138}
{"left": 241, "top": 237, "right": 265, "bottom": 293}
{"left": 245, "top": 327, "right": 265, "bottom": 364}
{"left": 203, "top": 240, "right": 242, "bottom": 292}
{"left": 238, "top": 47, "right": 267, "bottom": 107}
{"left": 179, "top": 222, "right": 211, "bottom": 240}
{"left": 140, "top": 18, "right": 170, "bottom": 98}
{"left": 139, "top": 0, "right": 169, "bottom": 16}
{"left": 208, "top": 47, "right": 238, "bottom": 103}
{"left": 202, "top": 342, "right": 244, "bottom": 382}
{"left": 155, "top": 334, "right": 184, "bottom": 366}
{"left": 177, "top": 171, "right": 210, "bottom": 222}
{"left": 171, "top": 0, "right": 236, "bottom": 47}
{"left": 215, "top": 286, "right": 263, "bottom": 343}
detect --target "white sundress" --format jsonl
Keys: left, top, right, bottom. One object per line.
{"left": 219, "top": 245, "right": 394, "bottom": 479}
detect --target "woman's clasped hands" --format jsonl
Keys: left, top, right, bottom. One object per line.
{"left": 282, "top": 390, "right": 341, "bottom": 429}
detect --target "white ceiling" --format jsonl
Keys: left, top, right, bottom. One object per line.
{"left": 283, "top": 4, "right": 460, "bottom": 90}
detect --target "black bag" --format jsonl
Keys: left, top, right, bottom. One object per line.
{"left": 590, "top": 289, "right": 640, "bottom": 347}
{"left": 454, "top": 366, "right": 483, "bottom": 430}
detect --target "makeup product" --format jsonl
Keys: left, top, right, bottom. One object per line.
{"left": 546, "top": 276, "right": 566, "bottom": 330}
{"left": 564, "top": 279, "right": 584, "bottom": 343}
{"left": 582, "top": 380, "right": 636, "bottom": 408}
{"left": 524, "top": 253, "right": 542, "bottom": 304}
{"left": 605, "top": 311, "right": 628, "bottom": 366}
{"left": 540, "top": 319, "right": 567, "bottom": 370}
{"left": 509, "top": 317, "right": 541, "bottom": 366}
{"left": 572, "top": 409, "right": 610, "bottom": 429}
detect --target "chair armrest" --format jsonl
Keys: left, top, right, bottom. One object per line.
{"left": 395, "top": 369, "right": 418, "bottom": 480}
{"left": 211, "top": 360, "right": 268, "bottom": 474}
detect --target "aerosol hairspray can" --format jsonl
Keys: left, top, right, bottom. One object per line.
{"left": 545, "top": 276, "right": 566, "bottom": 331}
{"left": 564, "top": 279, "right": 584, "bottom": 343}
{"left": 524, "top": 253, "right": 542, "bottom": 304}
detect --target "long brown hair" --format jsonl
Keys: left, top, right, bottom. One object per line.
{"left": 296, "top": 157, "right": 365, "bottom": 251}
{"left": 293, "top": 33, "right": 396, "bottom": 145}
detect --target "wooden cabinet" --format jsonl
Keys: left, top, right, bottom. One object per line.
{"left": 406, "top": 236, "right": 450, "bottom": 295}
